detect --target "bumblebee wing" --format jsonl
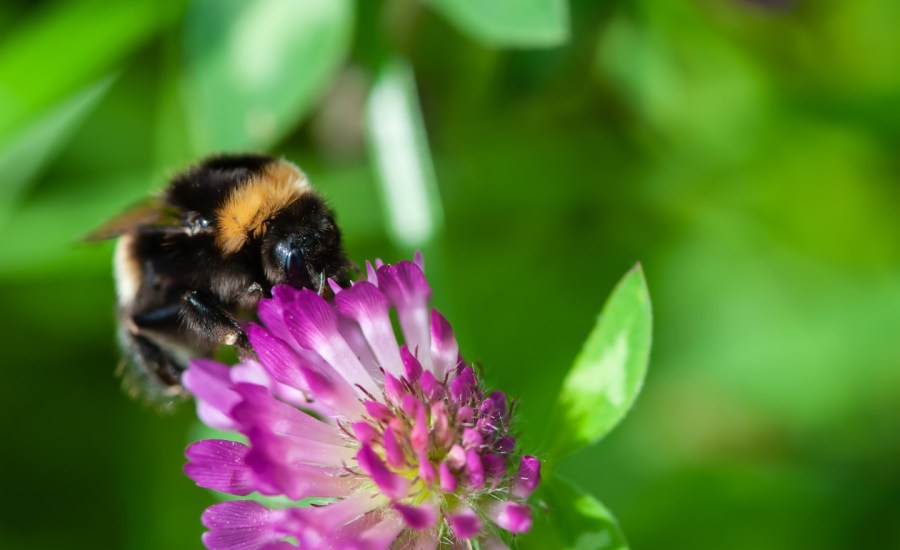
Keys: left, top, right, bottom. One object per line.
{"left": 84, "top": 197, "right": 181, "bottom": 241}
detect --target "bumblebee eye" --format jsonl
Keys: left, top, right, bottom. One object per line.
{"left": 274, "top": 240, "right": 307, "bottom": 287}
{"left": 197, "top": 217, "right": 210, "bottom": 228}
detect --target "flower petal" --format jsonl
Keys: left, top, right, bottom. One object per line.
{"left": 183, "top": 359, "right": 240, "bottom": 430}
{"left": 231, "top": 384, "right": 344, "bottom": 445}
{"left": 247, "top": 324, "right": 309, "bottom": 394}
{"left": 376, "top": 262, "right": 433, "bottom": 373}
{"left": 400, "top": 345, "right": 422, "bottom": 383}
{"left": 464, "top": 449, "right": 485, "bottom": 490}
{"left": 481, "top": 452, "right": 507, "bottom": 483}
{"left": 353, "top": 511, "right": 405, "bottom": 550}
{"left": 291, "top": 492, "right": 386, "bottom": 542}
{"left": 393, "top": 502, "right": 438, "bottom": 530}
{"left": 356, "top": 444, "right": 410, "bottom": 500}
{"left": 487, "top": 501, "right": 533, "bottom": 534}
{"left": 336, "top": 282, "right": 403, "bottom": 376}
{"left": 439, "top": 462, "right": 458, "bottom": 493}
{"left": 429, "top": 309, "right": 459, "bottom": 379}
{"left": 447, "top": 506, "right": 482, "bottom": 539}
{"left": 243, "top": 426, "right": 358, "bottom": 500}
{"left": 383, "top": 424, "right": 406, "bottom": 469}
{"left": 184, "top": 440, "right": 254, "bottom": 496}
{"left": 283, "top": 290, "right": 378, "bottom": 396}
{"left": 201, "top": 501, "right": 290, "bottom": 550}
{"left": 511, "top": 455, "right": 541, "bottom": 499}
{"left": 450, "top": 366, "right": 477, "bottom": 404}
{"left": 257, "top": 294, "right": 295, "bottom": 349}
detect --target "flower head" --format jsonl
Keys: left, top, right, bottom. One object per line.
{"left": 184, "top": 256, "right": 541, "bottom": 549}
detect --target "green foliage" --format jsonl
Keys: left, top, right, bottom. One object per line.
{"left": 0, "top": 0, "right": 184, "bottom": 139}
{"left": 529, "top": 475, "right": 629, "bottom": 550}
{"left": 0, "top": 77, "right": 114, "bottom": 223}
{"left": 181, "top": 0, "right": 353, "bottom": 152}
{"left": 365, "top": 59, "right": 443, "bottom": 251}
{"left": 427, "top": 0, "right": 569, "bottom": 48}
{"left": 546, "top": 265, "right": 652, "bottom": 463}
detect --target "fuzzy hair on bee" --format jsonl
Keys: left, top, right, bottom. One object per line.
{"left": 90, "top": 154, "right": 352, "bottom": 407}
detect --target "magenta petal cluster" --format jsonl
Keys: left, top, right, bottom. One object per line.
{"left": 183, "top": 256, "right": 541, "bottom": 549}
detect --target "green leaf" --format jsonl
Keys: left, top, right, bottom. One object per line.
{"left": 181, "top": 0, "right": 354, "bottom": 153}
{"left": 545, "top": 264, "right": 652, "bottom": 462}
{"left": 525, "top": 475, "right": 628, "bottom": 550}
{"left": 427, "top": 0, "right": 569, "bottom": 48}
{"left": 0, "top": 77, "right": 115, "bottom": 223}
{"left": 0, "top": 171, "right": 152, "bottom": 277}
{"left": 365, "top": 59, "right": 443, "bottom": 250}
{"left": 0, "top": 0, "right": 183, "bottom": 138}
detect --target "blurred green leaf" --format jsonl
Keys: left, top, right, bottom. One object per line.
{"left": 0, "top": 77, "right": 114, "bottom": 222}
{"left": 0, "top": 172, "right": 152, "bottom": 277}
{"left": 0, "top": 0, "right": 183, "bottom": 138}
{"left": 365, "top": 59, "right": 443, "bottom": 251}
{"left": 545, "top": 265, "right": 652, "bottom": 462}
{"left": 181, "top": 0, "right": 353, "bottom": 152}
{"left": 525, "top": 475, "right": 628, "bottom": 550}
{"left": 427, "top": 0, "right": 569, "bottom": 48}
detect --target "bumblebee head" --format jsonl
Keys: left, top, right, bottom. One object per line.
{"left": 261, "top": 194, "right": 348, "bottom": 291}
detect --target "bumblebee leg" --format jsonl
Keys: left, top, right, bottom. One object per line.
{"left": 116, "top": 323, "right": 189, "bottom": 408}
{"left": 180, "top": 290, "right": 250, "bottom": 352}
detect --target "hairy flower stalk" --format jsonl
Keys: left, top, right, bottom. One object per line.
{"left": 183, "top": 256, "right": 541, "bottom": 549}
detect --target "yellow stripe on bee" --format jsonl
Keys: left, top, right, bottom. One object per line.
{"left": 216, "top": 161, "right": 310, "bottom": 254}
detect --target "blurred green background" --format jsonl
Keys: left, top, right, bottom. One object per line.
{"left": 1, "top": 0, "right": 899, "bottom": 548}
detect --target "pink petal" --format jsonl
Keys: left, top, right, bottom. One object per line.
{"left": 400, "top": 345, "right": 422, "bottom": 383}
{"left": 295, "top": 358, "right": 365, "bottom": 418}
{"left": 231, "top": 384, "right": 344, "bottom": 445}
{"left": 336, "top": 282, "right": 403, "bottom": 376}
{"left": 413, "top": 250, "right": 425, "bottom": 271}
{"left": 487, "top": 501, "right": 533, "bottom": 534}
{"left": 430, "top": 402, "right": 453, "bottom": 448}
{"left": 410, "top": 401, "right": 429, "bottom": 452}
{"left": 246, "top": 324, "right": 308, "bottom": 393}
{"left": 462, "top": 428, "right": 483, "bottom": 450}
{"left": 496, "top": 436, "right": 516, "bottom": 454}
{"left": 364, "top": 260, "right": 378, "bottom": 285}
{"left": 481, "top": 452, "right": 507, "bottom": 482}
{"left": 243, "top": 427, "right": 357, "bottom": 500}
{"left": 429, "top": 309, "right": 459, "bottom": 379}
{"left": 511, "top": 455, "right": 541, "bottom": 499}
{"left": 351, "top": 421, "right": 379, "bottom": 444}
{"left": 419, "top": 370, "right": 442, "bottom": 402}
{"left": 201, "top": 501, "right": 290, "bottom": 550}
{"left": 183, "top": 359, "right": 239, "bottom": 431}
{"left": 283, "top": 289, "right": 377, "bottom": 396}
{"left": 383, "top": 372, "right": 406, "bottom": 403}
{"left": 393, "top": 502, "right": 439, "bottom": 530}
{"left": 447, "top": 507, "right": 482, "bottom": 539}
{"left": 257, "top": 295, "right": 295, "bottom": 350}
{"left": 418, "top": 449, "right": 436, "bottom": 485}
{"left": 464, "top": 449, "right": 485, "bottom": 490}
{"left": 337, "top": 315, "right": 381, "bottom": 379}
{"left": 353, "top": 511, "right": 405, "bottom": 550}
{"left": 383, "top": 425, "right": 406, "bottom": 468}
{"left": 184, "top": 440, "right": 255, "bottom": 496}
{"left": 439, "top": 462, "right": 458, "bottom": 493}
{"left": 356, "top": 444, "right": 410, "bottom": 500}
{"left": 364, "top": 400, "right": 393, "bottom": 423}
{"left": 291, "top": 492, "right": 385, "bottom": 540}
{"left": 450, "top": 366, "right": 477, "bottom": 404}
{"left": 376, "top": 262, "right": 433, "bottom": 373}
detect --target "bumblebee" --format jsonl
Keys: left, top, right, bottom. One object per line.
{"left": 91, "top": 154, "right": 351, "bottom": 405}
